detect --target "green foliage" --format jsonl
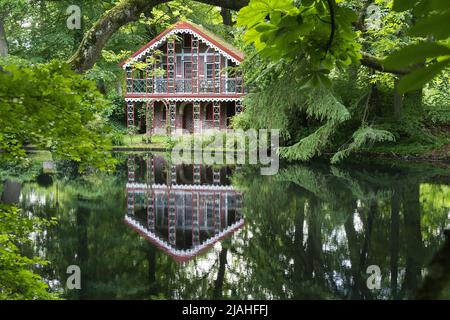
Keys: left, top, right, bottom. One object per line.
{"left": 0, "top": 204, "right": 60, "bottom": 300}
{"left": 384, "top": 42, "right": 450, "bottom": 69}
{"left": 331, "top": 126, "right": 396, "bottom": 163}
{"left": 0, "top": 60, "right": 116, "bottom": 171}
{"left": 104, "top": 93, "right": 126, "bottom": 126}
{"left": 232, "top": 158, "right": 450, "bottom": 299}
{"left": 279, "top": 88, "right": 351, "bottom": 161}
{"left": 237, "top": 0, "right": 361, "bottom": 88}
{"left": 0, "top": 55, "right": 31, "bottom": 67}
{"left": 426, "top": 106, "right": 450, "bottom": 126}
{"left": 280, "top": 121, "right": 336, "bottom": 161}
{"left": 108, "top": 128, "right": 126, "bottom": 146}
{"left": 3, "top": 0, "right": 118, "bottom": 61}
{"left": 237, "top": 0, "right": 449, "bottom": 162}
{"left": 0, "top": 151, "right": 52, "bottom": 185}
{"left": 385, "top": 0, "right": 450, "bottom": 93}
{"left": 237, "top": 0, "right": 450, "bottom": 94}
{"left": 397, "top": 59, "right": 450, "bottom": 94}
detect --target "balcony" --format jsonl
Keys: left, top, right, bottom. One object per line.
{"left": 127, "top": 78, "right": 246, "bottom": 95}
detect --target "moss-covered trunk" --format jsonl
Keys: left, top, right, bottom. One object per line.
{"left": 68, "top": 0, "right": 165, "bottom": 73}
{"left": 0, "top": 18, "right": 8, "bottom": 57}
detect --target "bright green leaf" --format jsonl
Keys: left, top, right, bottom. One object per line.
{"left": 392, "top": 0, "right": 418, "bottom": 12}
{"left": 398, "top": 58, "right": 450, "bottom": 93}
{"left": 384, "top": 42, "right": 450, "bottom": 69}
{"left": 409, "top": 12, "right": 450, "bottom": 39}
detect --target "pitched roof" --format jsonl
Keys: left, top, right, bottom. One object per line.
{"left": 124, "top": 215, "right": 245, "bottom": 263}
{"left": 120, "top": 20, "right": 245, "bottom": 68}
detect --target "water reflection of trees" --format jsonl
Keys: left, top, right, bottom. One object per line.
{"left": 13, "top": 156, "right": 450, "bottom": 299}
{"left": 230, "top": 163, "right": 449, "bottom": 299}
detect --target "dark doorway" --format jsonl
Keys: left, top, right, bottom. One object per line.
{"left": 226, "top": 103, "right": 236, "bottom": 128}
{"left": 183, "top": 104, "right": 194, "bottom": 134}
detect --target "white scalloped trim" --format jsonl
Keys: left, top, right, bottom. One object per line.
{"left": 124, "top": 215, "right": 244, "bottom": 258}
{"left": 122, "top": 28, "right": 242, "bottom": 69}
{"left": 127, "top": 183, "right": 237, "bottom": 192}
{"left": 125, "top": 97, "right": 242, "bottom": 103}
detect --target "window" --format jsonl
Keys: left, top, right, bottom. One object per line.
{"left": 205, "top": 103, "right": 213, "bottom": 120}
{"left": 183, "top": 34, "right": 191, "bottom": 48}
{"left": 206, "top": 63, "right": 220, "bottom": 80}
{"left": 206, "top": 63, "right": 214, "bottom": 80}
{"left": 184, "top": 62, "right": 193, "bottom": 79}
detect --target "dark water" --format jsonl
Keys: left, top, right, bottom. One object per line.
{"left": 8, "top": 153, "right": 450, "bottom": 299}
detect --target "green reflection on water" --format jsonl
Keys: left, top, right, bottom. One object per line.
{"left": 3, "top": 153, "right": 449, "bottom": 300}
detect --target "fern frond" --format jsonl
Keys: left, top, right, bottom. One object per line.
{"left": 331, "top": 126, "right": 396, "bottom": 163}
{"left": 279, "top": 121, "right": 336, "bottom": 161}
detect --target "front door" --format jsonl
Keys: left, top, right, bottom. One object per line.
{"left": 183, "top": 104, "right": 194, "bottom": 134}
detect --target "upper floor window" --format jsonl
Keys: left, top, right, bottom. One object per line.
{"left": 184, "top": 62, "right": 193, "bottom": 79}
{"left": 206, "top": 62, "right": 220, "bottom": 80}
{"left": 183, "top": 34, "right": 191, "bottom": 48}
{"left": 206, "top": 63, "right": 214, "bottom": 80}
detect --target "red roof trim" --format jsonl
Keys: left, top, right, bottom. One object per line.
{"left": 119, "top": 21, "right": 244, "bottom": 68}
{"left": 178, "top": 22, "right": 244, "bottom": 62}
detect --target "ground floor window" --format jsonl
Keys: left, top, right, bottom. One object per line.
{"left": 205, "top": 103, "right": 213, "bottom": 120}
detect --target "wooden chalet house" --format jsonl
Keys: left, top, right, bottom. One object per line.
{"left": 124, "top": 155, "right": 244, "bottom": 262}
{"left": 120, "top": 21, "right": 246, "bottom": 135}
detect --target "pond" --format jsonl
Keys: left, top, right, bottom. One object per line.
{"left": 6, "top": 153, "right": 450, "bottom": 299}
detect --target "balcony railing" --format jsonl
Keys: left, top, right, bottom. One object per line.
{"left": 129, "top": 78, "right": 246, "bottom": 95}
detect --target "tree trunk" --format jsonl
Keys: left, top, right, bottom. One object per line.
{"left": 68, "top": 0, "right": 164, "bottom": 73}
{"left": 345, "top": 208, "right": 363, "bottom": 299}
{"left": 370, "top": 82, "right": 381, "bottom": 117}
{"left": 147, "top": 244, "right": 157, "bottom": 296}
{"left": 213, "top": 246, "right": 228, "bottom": 299}
{"left": 404, "top": 89, "right": 423, "bottom": 112}
{"left": 305, "top": 197, "right": 325, "bottom": 283}
{"left": 360, "top": 199, "right": 376, "bottom": 270}
{"left": 1, "top": 180, "right": 22, "bottom": 204}
{"left": 221, "top": 8, "right": 233, "bottom": 26}
{"left": 293, "top": 197, "right": 306, "bottom": 298}
{"left": 416, "top": 230, "right": 450, "bottom": 299}
{"left": 67, "top": 0, "right": 249, "bottom": 73}
{"left": 75, "top": 205, "right": 90, "bottom": 299}
{"left": 0, "top": 19, "right": 8, "bottom": 57}
{"left": 115, "top": 80, "right": 123, "bottom": 96}
{"left": 401, "top": 183, "right": 423, "bottom": 298}
{"left": 390, "top": 189, "right": 400, "bottom": 298}
{"left": 393, "top": 77, "right": 403, "bottom": 120}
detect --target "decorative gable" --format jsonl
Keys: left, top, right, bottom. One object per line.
{"left": 120, "top": 21, "right": 244, "bottom": 69}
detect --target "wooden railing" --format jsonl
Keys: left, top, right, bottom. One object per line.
{"left": 129, "top": 78, "right": 246, "bottom": 95}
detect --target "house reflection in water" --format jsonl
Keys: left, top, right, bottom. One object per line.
{"left": 124, "top": 154, "right": 244, "bottom": 262}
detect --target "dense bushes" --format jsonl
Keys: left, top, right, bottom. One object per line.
{"left": 0, "top": 205, "right": 59, "bottom": 300}
{"left": 0, "top": 61, "right": 115, "bottom": 170}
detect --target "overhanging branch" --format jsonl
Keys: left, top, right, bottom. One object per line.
{"left": 68, "top": 0, "right": 408, "bottom": 77}
{"left": 360, "top": 52, "right": 410, "bottom": 76}
{"left": 68, "top": 0, "right": 249, "bottom": 73}
{"left": 324, "top": 0, "right": 336, "bottom": 59}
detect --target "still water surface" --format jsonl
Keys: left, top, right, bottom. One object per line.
{"left": 14, "top": 153, "right": 450, "bottom": 299}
